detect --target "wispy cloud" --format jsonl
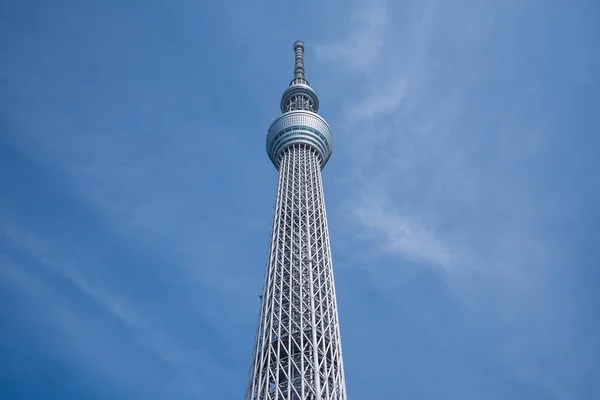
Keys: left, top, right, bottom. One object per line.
{"left": 0, "top": 213, "right": 245, "bottom": 398}
{"left": 316, "top": 0, "right": 599, "bottom": 398}
{"left": 1, "top": 0, "right": 597, "bottom": 399}
{"left": 349, "top": 189, "right": 453, "bottom": 267}
{"left": 315, "top": 0, "right": 387, "bottom": 72}
{"left": 0, "top": 3, "right": 265, "bottom": 394}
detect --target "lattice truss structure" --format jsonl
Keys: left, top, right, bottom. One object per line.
{"left": 246, "top": 41, "right": 347, "bottom": 400}
{"left": 246, "top": 145, "right": 346, "bottom": 400}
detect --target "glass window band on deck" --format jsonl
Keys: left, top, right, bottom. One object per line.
{"left": 268, "top": 128, "right": 328, "bottom": 169}
{"left": 269, "top": 126, "right": 327, "bottom": 157}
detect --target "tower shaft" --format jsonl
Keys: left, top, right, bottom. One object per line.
{"left": 247, "top": 145, "right": 346, "bottom": 400}
{"left": 246, "top": 41, "right": 346, "bottom": 400}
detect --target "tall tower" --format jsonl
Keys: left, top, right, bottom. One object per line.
{"left": 245, "top": 41, "right": 347, "bottom": 400}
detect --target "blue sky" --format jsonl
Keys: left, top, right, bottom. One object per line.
{"left": 1, "top": 0, "right": 599, "bottom": 399}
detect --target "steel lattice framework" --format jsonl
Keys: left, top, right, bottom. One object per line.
{"left": 245, "top": 41, "right": 347, "bottom": 400}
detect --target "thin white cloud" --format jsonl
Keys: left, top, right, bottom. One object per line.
{"left": 2, "top": 1, "right": 595, "bottom": 398}
{"left": 348, "top": 78, "right": 411, "bottom": 121}
{"left": 315, "top": 0, "right": 592, "bottom": 397}
{"left": 349, "top": 189, "right": 453, "bottom": 268}
{"left": 0, "top": 217, "right": 241, "bottom": 397}
{"left": 315, "top": 0, "right": 387, "bottom": 72}
{"left": 317, "top": 0, "right": 457, "bottom": 271}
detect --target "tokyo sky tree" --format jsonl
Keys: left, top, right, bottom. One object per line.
{"left": 245, "top": 41, "right": 347, "bottom": 400}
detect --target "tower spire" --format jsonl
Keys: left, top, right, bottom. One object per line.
{"left": 281, "top": 39, "right": 320, "bottom": 113}
{"left": 292, "top": 40, "right": 307, "bottom": 85}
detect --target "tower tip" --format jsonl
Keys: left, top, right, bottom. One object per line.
{"left": 291, "top": 40, "right": 307, "bottom": 85}
{"left": 281, "top": 40, "right": 319, "bottom": 112}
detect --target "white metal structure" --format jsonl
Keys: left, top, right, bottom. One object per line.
{"left": 246, "top": 41, "right": 347, "bottom": 400}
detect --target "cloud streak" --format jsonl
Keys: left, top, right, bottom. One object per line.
{"left": 0, "top": 209, "right": 247, "bottom": 398}
{"left": 316, "top": 0, "right": 599, "bottom": 398}
{"left": 1, "top": 0, "right": 598, "bottom": 399}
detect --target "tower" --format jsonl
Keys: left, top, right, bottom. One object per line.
{"left": 245, "top": 41, "right": 347, "bottom": 400}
